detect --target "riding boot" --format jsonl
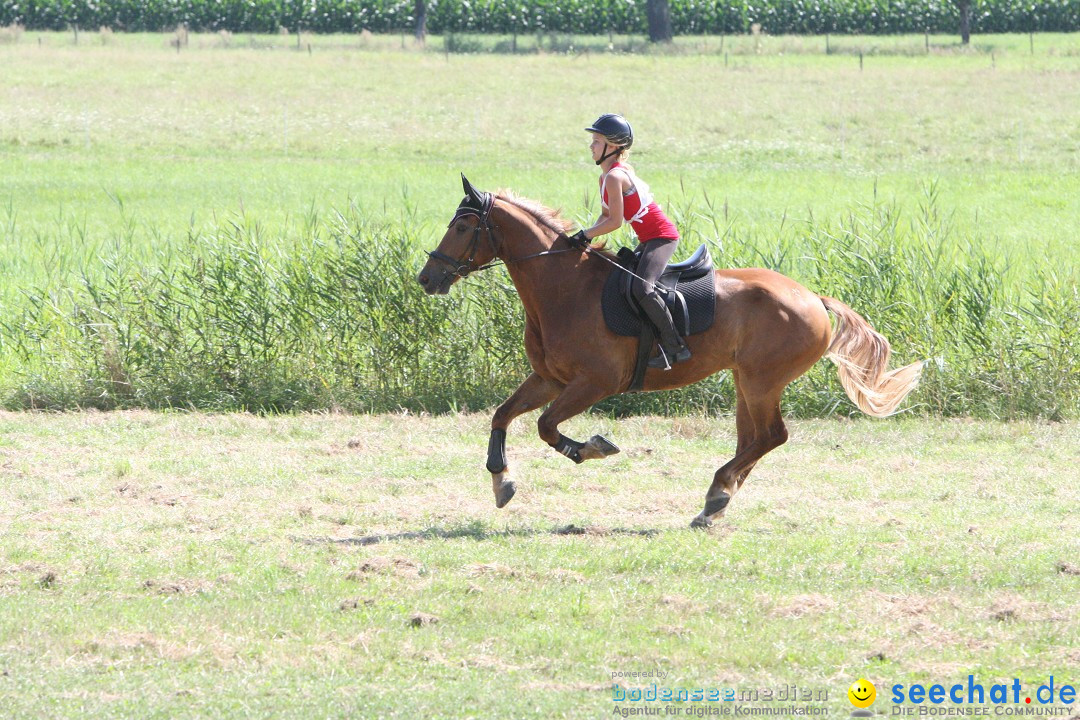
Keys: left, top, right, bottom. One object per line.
{"left": 639, "top": 291, "right": 691, "bottom": 370}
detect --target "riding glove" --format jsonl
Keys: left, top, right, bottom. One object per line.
{"left": 568, "top": 230, "right": 590, "bottom": 249}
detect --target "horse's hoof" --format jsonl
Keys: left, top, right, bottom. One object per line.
{"left": 493, "top": 473, "right": 516, "bottom": 509}
{"left": 702, "top": 492, "right": 730, "bottom": 518}
{"left": 690, "top": 514, "right": 713, "bottom": 529}
{"left": 578, "top": 435, "right": 621, "bottom": 461}
{"left": 589, "top": 435, "right": 620, "bottom": 456}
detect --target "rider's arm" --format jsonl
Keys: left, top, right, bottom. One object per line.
{"left": 585, "top": 171, "right": 626, "bottom": 239}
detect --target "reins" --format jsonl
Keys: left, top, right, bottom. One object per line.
{"left": 428, "top": 194, "right": 672, "bottom": 292}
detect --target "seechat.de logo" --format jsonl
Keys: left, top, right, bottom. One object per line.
{"left": 891, "top": 676, "right": 1077, "bottom": 707}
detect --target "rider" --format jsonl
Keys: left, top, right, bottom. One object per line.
{"left": 568, "top": 113, "right": 691, "bottom": 369}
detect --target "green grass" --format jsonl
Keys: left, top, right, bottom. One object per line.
{"left": 3, "top": 32, "right": 1080, "bottom": 255}
{"left": 1, "top": 33, "right": 1078, "bottom": 415}
{"left": 0, "top": 411, "right": 1076, "bottom": 717}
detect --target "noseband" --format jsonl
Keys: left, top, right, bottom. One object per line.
{"left": 426, "top": 191, "right": 500, "bottom": 279}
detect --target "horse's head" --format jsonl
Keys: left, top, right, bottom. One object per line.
{"left": 417, "top": 175, "right": 499, "bottom": 295}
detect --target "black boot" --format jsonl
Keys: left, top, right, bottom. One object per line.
{"left": 639, "top": 291, "right": 691, "bottom": 370}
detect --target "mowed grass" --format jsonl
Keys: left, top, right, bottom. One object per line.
{"left": 2, "top": 31, "right": 1080, "bottom": 281}
{"left": 0, "top": 411, "right": 1076, "bottom": 718}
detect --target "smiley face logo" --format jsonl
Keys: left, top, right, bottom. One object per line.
{"left": 848, "top": 678, "right": 876, "bottom": 708}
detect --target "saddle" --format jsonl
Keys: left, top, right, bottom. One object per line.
{"left": 601, "top": 243, "right": 717, "bottom": 391}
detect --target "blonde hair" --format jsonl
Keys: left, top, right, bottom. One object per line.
{"left": 609, "top": 145, "right": 634, "bottom": 172}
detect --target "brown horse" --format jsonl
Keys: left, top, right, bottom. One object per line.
{"left": 417, "top": 177, "right": 923, "bottom": 528}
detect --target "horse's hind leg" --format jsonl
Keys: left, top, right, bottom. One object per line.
{"left": 536, "top": 378, "right": 621, "bottom": 464}
{"left": 692, "top": 377, "right": 788, "bottom": 528}
{"left": 488, "top": 373, "right": 561, "bottom": 508}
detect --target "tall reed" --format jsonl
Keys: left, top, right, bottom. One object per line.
{"left": 2, "top": 192, "right": 1076, "bottom": 418}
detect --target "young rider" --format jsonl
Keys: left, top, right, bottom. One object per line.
{"left": 568, "top": 113, "right": 691, "bottom": 369}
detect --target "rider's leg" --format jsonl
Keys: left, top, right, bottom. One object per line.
{"left": 632, "top": 239, "right": 691, "bottom": 369}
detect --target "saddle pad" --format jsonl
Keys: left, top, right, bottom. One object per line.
{"left": 601, "top": 267, "right": 716, "bottom": 338}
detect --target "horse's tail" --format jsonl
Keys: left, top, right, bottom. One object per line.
{"left": 819, "top": 296, "right": 924, "bottom": 418}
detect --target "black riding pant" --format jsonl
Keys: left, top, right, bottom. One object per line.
{"left": 631, "top": 238, "right": 678, "bottom": 301}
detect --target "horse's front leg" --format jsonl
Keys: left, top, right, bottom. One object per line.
{"left": 537, "top": 377, "right": 622, "bottom": 464}
{"left": 488, "top": 373, "right": 561, "bottom": 508}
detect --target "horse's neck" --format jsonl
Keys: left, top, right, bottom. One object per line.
{"left": 495, "top": 208, "right": 606, "bottom": 320}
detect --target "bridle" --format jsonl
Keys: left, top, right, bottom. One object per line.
{"left": 426, "top": 191, "right": 576, "bottom": 280}
{"left": 425, "top": 191, "right": 500, "bottom": 280}
{"left": 426, "top": 187, "right": 670, "bottom": 291}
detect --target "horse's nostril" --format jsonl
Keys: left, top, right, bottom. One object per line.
{"left": 418, "top": 274, "right": 428, "bottom": 285}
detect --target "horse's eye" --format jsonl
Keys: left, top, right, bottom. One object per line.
{"left": 456, "top": 224, "right": 466, "bottom": 233}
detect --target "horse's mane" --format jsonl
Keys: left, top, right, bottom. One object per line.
{"left": 495, "top": 190, "right": 574, "bottom": 235}
{"left": 495, "top": 190, "right": 618, "bottom": 259}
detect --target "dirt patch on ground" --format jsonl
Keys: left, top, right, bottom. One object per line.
{"left": 986, "top": 593, "right": 1067, "bottom": 623}
{"left": 1055, "top": 560, "right": 1080, "bottom": 576}
{"left": 142, "top": 578, "right": 212, "bottom": 595}
{"left": 347, "top": 557, "right": 421, "bottom": 580}
{"left": 408, "top": 611, "right": 439, "bottom": 627}
{"left": 338, "top": 598, "right": 375, "bottom": 612}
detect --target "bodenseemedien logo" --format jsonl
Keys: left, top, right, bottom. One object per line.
{"left": 849, "top": 678, "right": 877, "bottom": 717}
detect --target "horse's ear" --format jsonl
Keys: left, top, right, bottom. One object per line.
{"left": 461, "top": 173, "right": 479, "bottom": 201}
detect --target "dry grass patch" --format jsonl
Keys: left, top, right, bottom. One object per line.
{"left": 866, "top": 590, "right": 955, "bottom": 618}
{"left": 521, "top": 681, "right": 609, "bottom": 692}
{"left": 660, "top": 594, "right": 706, "bottom": 614}
{"left": 770, "top": 593, "right": 837, "bottom": 618}
{"left": 347, "top": 556, "right": 422, "bottom": 580}
{"left": 548, "top": 568, "right": 586, "bottom": 583}
{"left": 464, "top": 562, "right": 530, "bottom": 579}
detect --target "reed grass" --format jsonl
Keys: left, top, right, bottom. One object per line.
{"left": 3, "top": 187, "right": 1075, "bottom": 419}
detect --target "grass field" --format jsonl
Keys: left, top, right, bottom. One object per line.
{"left": 0, "top": 411, "right": 1076, "bottom": 718}
{"left": 3, "top": 31, "right": 1080, "bottom": 267}
{"left": 1, "top": 32, "right": 1077, "bottom": 415}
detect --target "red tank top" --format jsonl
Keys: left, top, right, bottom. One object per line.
{"left": 600, "top": 162, "right": 679, "bottom": 243}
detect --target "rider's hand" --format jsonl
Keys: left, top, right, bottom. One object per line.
{"left": 568, "top": 230, "right": 590, "bottom": 249}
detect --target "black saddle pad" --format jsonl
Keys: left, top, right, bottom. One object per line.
{"left": 601, "top": 258, "right": 716, "bottom": 338}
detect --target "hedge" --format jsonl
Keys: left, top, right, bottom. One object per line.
{"left": 1, "top": 0, "right": 1075, "bottom": 35}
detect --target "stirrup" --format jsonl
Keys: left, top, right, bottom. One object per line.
{"left": 648, "top": 345, "right": 691, "bottom": 370}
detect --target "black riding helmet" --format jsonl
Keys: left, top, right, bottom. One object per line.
{"left": 585, "top": 114, "right": 633, "bottom": 165}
